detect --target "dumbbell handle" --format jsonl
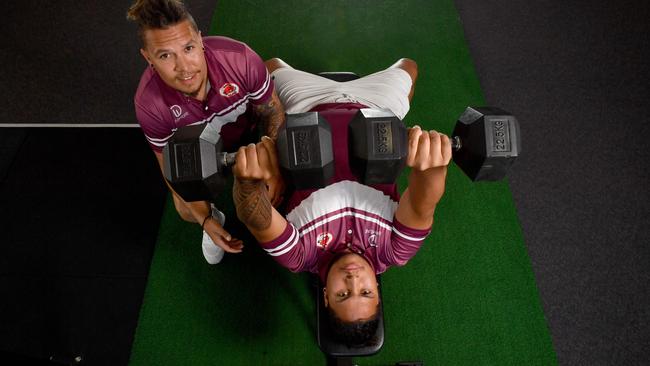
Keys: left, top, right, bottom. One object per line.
{"left": 451, "top": 136, "right": 462, "bottom": 151}
{"left": 217, "top": 152, "right": 237, "bottom": 167}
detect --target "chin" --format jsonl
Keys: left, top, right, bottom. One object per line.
{"left": 180, "top": 85, "right": 200, "bottom": 96}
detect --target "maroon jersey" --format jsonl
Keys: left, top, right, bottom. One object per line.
{"left": 134, "top": 36, "right": 273, "bottom": 152}
{"left": 261, "top": 103, "right": 431, "bottom": 282}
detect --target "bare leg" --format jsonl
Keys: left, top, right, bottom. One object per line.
{"left": 265, "top": 57, "right": 294, "bottom": 74}
{"left": 389, "top": 58, "right": 418, "bottom": 102}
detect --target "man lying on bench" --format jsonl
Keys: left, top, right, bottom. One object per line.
{"left": 231, "top": 58, "right": 450, "bottom": 345}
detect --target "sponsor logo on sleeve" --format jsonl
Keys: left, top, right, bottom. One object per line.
{"left": 219, "top": 82, "right": 239, "bottom": 97}
{"left": 316, "top": 232, "right": 333, "bottom": 250}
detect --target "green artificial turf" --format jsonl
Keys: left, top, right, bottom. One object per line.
{"left": 130, "top": 1, "right": 557, "bottom": 364}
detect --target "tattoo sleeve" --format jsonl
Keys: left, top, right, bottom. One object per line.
{"left": 253, "top": 92, "right": 285, "bottom": 140}
{"left": 233, "top": 179, "right": 272, "bottom": 231}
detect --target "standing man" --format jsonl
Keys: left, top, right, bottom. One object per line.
{"left": 127, "top": 0, "right": 285, "bottom": 264}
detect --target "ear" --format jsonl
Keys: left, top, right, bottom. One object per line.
{"left": 140, "top": 48, "right": 152, "bottom": 66}
{"left": 322, "top": 287, "right": 329, "bottom": 307}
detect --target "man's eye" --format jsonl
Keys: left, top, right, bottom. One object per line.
{"left": 159, "top": 53, "right": 169, "bottom": 60}
{"left": 336, "top": 291, "right": 348, "bottom": 298}
{"left": 362, "top": 290, "right": 372, "bottom": 295}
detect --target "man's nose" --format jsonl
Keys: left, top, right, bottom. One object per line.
{"left": 175, "top": 55, "right": 189, "bottom": 71}
{"left": 345, "top": 276, "right": 360, "bottom": 293}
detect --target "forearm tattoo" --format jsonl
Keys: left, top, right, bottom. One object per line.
{"left": 233, "top": 179, "right": 272, "bottom": 231}
{"left": 254, "top": 98, "right": 284, "bottom": 140}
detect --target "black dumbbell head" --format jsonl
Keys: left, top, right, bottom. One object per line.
{"left": 451, "top": 106, "right": 521, "bottom": 181}
{"left": 277, "top": 112, "right": 334, "bottom": 189}
{"left": 162, "top": 123, "right": 229, "bottom": 202}
{"left": 348, "top": 108, "right": 408, "bottom": 185}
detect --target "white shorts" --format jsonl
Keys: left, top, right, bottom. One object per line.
{"left": 271, "top": 67, "right": 412, "bottom": 120}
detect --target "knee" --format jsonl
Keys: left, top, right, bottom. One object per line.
{"left": 393, "top": 58, "right": 418, "bottom": 84}
{"left": 265, "top": 57, "right": 291, "bottom": 74}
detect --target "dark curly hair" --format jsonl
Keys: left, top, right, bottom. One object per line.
{"left": 126, "top": 0, "right": 198, "bottom": 46}
{"left": 326, "top": 304, "right": 380, "bottom": 346}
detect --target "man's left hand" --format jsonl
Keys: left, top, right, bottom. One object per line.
{"left": 233, "top": 136, "right": 285, "bottom": 206}
{"left": 406, "top": 126, "right": 452, "bottom": 172}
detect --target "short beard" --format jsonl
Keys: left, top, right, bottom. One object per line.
{"left": 181, "top": 75, "right": 205, "bottom": 98}
{"left": 182, "top": 84, "right": 201, "bottom": 98}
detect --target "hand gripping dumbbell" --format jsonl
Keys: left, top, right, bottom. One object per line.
{"left": 163, "top": 113, "right": 335, "bottom": 202}
{"left": 348, "top": 107, "right": 521, "bottom": 184}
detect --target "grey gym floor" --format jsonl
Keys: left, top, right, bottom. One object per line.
{"left": 1, "top": 1, "right": 648, "bottom": 365}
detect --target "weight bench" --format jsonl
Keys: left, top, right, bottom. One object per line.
{"left": 317, "top": 71, "right": 361, "bottom": 83}
{"left": 314, "top": 71, "right": 385, "bottom": 366}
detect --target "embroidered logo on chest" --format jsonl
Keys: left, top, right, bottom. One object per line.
{"left": 169, "top": 104, "right": 189, "bottom": 121}
{"left": 170, "top": 105, "right": 182, "bottom": 118}
{"left": 316, "top": 232, "right": 333, "bottom": 250}
{"left": 219, "top": 82, "right": 239, "bottom": 97}
{"left": 365, "top": 229, "right": 380, "bottom": 247}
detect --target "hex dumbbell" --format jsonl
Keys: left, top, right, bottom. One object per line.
{"left": 276, "top": 112, "right": 335, "bottom": 190}
{"left": 451, "top": 106, "right": 521, "bottom": 181}
{"left": 163, "top": 113, "right": 335, "bottom": 202}
{"left": 348, "top": 107, "right": 521, "bottom": 184}
{"left": 162, "top": 122, "right": 236, "bottom": 202}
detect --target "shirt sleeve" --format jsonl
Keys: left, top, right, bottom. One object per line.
{"left": 383, "top": 218, "right": 432, "bottom": 267}
{"left": 135, "top": 98, "right": 174, "bottom": 153}
{"left": 243, "top": 44, "right": 274, "bottom": 105}
{"left": 258, "top": 222, "right": 309, "bottom": 272}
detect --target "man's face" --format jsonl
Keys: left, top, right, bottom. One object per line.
{"left": 140, "top": 19, "right": 207, "bottom": 99}
{"left": 324, "top": 253, "right": 380, "bottom": 322}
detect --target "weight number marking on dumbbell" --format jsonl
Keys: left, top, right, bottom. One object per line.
{"left": 491, "top": 119, "right": 510, "bottom": 152}
{"left": 373, "top": 121, "right": 394, "bottom": 155}
{"left": 291, "top": 130, "right": 313, "bottom": 165}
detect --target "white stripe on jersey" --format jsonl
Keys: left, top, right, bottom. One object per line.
{"left": 298, "top": 210, "right": 393, "bottom": 237}
{"left": 144, "top": 73, "right": 270, "bottom": 147}
{"left": 392, "top": 226, "right": 428, "bottom": 242}
{"left": 207, "top": 102, "right": 248, "bottom": 127}
{"left": 147, "top": 133, "right": 175, "bottom": 142}
{"left": 145, "top": 138, "right": 167, "bottom": 147}
{"left": 144, "top": 103, "right": 248, "bottom": 147}
{"left": 265, "top": 225, "right": 300, "bottom": 257}
{"left": 249, "top": 72, "right": 271, "bottom": 100}
{"left": 265, "top": 224, "right": 297, "bottom": 253}
{"left": 215, "top": 72, "right": 270, "bottom": 117}
{"left": 286, "top": 180, "right": 398, "bottom": 231}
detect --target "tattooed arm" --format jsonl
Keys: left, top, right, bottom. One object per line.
{"left": 252, "top": 89, "right": 286, "bottom": 206}
{"left": 232, "top": 138, "right": 288, "bottom": 242}
{"left": 253, "top": 89, "right": 286, "bottom": 140}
